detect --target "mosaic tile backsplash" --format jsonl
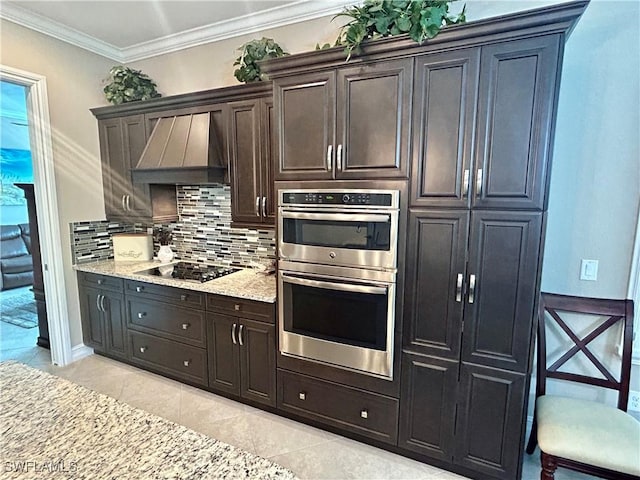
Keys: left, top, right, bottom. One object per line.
{"left": 70, "top": 185, "right": 276, "bottom": 268}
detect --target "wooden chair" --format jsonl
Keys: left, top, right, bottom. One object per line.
{"left": 526, "top": 293, "right": 640, "bottom": 480}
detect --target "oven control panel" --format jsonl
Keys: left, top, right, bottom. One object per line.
{"left": 281, "top": 191, "right": 394, "bottom": 207}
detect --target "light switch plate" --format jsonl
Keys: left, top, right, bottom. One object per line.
{"left": 580, "top": 259, "right": 598, "bottom": 281}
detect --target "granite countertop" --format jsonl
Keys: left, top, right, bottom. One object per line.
{"left": 74, "top": 260, "right": 276, "bottom": 303}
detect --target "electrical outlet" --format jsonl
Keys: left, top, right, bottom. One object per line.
{"left": 629, "top": 390, "right": 640, "bottom": 412}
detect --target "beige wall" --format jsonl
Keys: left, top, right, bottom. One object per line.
{"left": 131, "top": 15, "right": 345, "bottom": 95}
{"left": 1, "top": 19, "right": 112, "bottom": 347}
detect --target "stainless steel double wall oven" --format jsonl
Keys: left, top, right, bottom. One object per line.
{"left": 278, "top": 189, "right": 400, "bottom": 379}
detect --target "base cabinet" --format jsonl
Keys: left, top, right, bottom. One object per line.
{"left": 78, "top": 274, "right": 127, "bottom": 360}
{"left": 207, "top": 305, "right": 276, "bottom": 407}
{"left": 399, "top": 354, "right": 526, "bottom": 479}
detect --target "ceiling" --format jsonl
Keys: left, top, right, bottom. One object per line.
{"left": 0, "top": 0, "right": 354, "bottom": 62}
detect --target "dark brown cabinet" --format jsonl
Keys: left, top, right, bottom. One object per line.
{"left": 400, "top": 210, "right": 540, "bottom": 478}
{"left": 273, "top": 58, "right": 412, "bottom": 180}
{"left": 126, "top": 280, "right": 208, "bottom": 386}
{"left": 411, "top": 36, "right": 560, "bottom": 211}
{"left": 98, "top": 115, "right": 153, "bottom": 220}
{"left": 78, "top": 274, "right": 127, "bottom": 360}
{"left": 207, "top": 297, "right": 276, "bottom": 407}
{"left": 229, "top": 96, "right": 275, "bottom": 226}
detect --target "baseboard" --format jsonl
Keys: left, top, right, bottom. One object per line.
{"left": 71, "top": 344, "right": 93, "bottom": 362}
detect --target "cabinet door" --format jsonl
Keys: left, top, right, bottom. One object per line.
{"left": 261, "top": 98, "right": 276, "bottom": 224}
{"left": 455, "top": 363, "right": 527, "bottom": 480}
{"left": 274, "top": 71, "right": 336, "bottom": 180}
{"left": 411, "top": 49, "right": 480, "bottom": 207}
{"left": 78, "top": 285, "right": 105, "bottom": 350}
{"left": 239, "top": 318, "right": 276, "bottom": 407}
{"left": 474, "top": 35, "right": 561, "bottom": 210}
{"left": 207, "top": 313, "right": 240, "bottom": 396}
{"left": 102, "top": 292, "right": 127, "bottom": 360}
{"left": 121, "top": 115, "right": 152, "bottom": 218}
{"left": 462, "top": 211, "right": 542, "bottom": 372}
{"left": 398, "top": 353, "right": 458, "bottom": 462}
{"left": 98, "top": 118, "right": 127, "bottom": 218}
{"left": 229, "top": 99, "right": 262, "bottom": 225}
{"left": 404, "top": 210, "right": 468, "bottom": 360}
{"left": 336, "top": 58, "right": 412, "bottom": 179}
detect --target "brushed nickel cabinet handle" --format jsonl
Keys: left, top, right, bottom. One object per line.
{"left": 137, "top": 312, "right": 146, "bottom": 319}
{"left": 136, "top": 286, "right": 144, "bottom": 293}
{"left": 337, "top": 144, "right": 343, "bottom": 170}
{"left": 455, "top": 273, "right": 463, "bottom": 303}
{"left": 126, "top": 195, "right": 131, "bottom": 211}
{"left": 299, "top": 392, "right": 306, "bottom": 400}
{"left": 139, "top": 346, "right": 147, "bottom": 353}
{"left": 96, "top": 295, "right": 102, "bottom": 313}
{"left": 463, "top": 169, "right": 470, "bottom": 197}
{"left": 327, "top": 145, "right": 333, "bottom": 171}
{"left": 468, "top": 274, "right": 476, "bottom": 304}
{"left": 183, "top": 360, "right": 191, "bottom": 367}
{"left": 361, "top": 409, "right": 368, "bottom": 419}
{"left": 231, "top": 323, "right": 237, "bottom": 345}
{"left": 262, "top": 196, "right": 267, "bottom": 218}
{"left": 181, "top": 323, "right": 190, "bottom": 330}
{"left": 121, "top": 195, "right": 126, "bottom": 212}
{"left": 238, "top": 324, "right": 244, "bottom": 346}
{"left": 255, "top": 196, "right": 260, "bottom": 217}
{"left": 100, "top": 295, "right": 106, "bottom": 312}
{"left": 476, "top": 169, "right": 483, "bottom": 197}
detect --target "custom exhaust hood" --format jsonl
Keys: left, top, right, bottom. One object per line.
{"left": 132, "top": 112, "right": 227, "bottom": 184}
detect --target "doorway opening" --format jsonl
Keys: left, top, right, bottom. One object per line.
{"left": 0, "top": 65, "right": 72, "bottom": 366}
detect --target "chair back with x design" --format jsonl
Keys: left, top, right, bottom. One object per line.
{"left": 534, "top": 293, "right": 634, "bottom": 409}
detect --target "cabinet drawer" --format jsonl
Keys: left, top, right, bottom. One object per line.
{"left": 278, "top": 370, "right": 399, "bottom": 444}
{"left": 125, "top": 280, "right": 205, "bottom": 309}
{"left": 129, "top": 331, "right": 207, "bottom": 387}
{"left": 78, "top": 272, "right": 123, "bottom": 292}
{"left": 207, "top": 294, "right": 274, "bottom": 323}
{"left": 128, "top": 299, "right": 206, "bottom": 348}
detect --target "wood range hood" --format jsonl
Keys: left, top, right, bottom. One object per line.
{"left": 132, "top": 112, "right": 227, "bottom": 184}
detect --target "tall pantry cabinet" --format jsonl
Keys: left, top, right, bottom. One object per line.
{"left": 399, "top": 33, "right": 563, "bottom": 480}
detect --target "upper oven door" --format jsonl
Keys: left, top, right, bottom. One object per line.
{"left": 278, "top": 208, "right": 398, "bottom": 270}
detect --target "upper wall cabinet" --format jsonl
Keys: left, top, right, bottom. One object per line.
{"left": 273, "top": 58, "right": 412, "bottom": 181}
{"left": 228, "top": 96, "right": 275, "bottom": 227}
{"left": 98, "top": 115, "right": 153, "bottom": 221}
{"left": 411, "top": 35, "right": 561, "bottom": 210}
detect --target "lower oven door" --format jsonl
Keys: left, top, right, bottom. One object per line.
{"left": 278, "top": 266, "right": 395, "bottom": 379}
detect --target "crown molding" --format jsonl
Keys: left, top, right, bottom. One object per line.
{"left": 0, "top": 0, "right": 354, "bottom": 64}
{"left": 0, "top": 2, "right": 124, "bottom": 62}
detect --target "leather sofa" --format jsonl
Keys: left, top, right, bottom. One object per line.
{"left": 0, "top": 224, "right": 33, "bottom": 290}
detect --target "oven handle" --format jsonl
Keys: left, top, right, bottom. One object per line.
{"left": 282, "top": 273, "right": 388, "bottom": 295}
{"left": 280, "top": 211, "right": 390, "bottom": 223}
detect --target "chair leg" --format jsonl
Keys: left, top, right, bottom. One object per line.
{"left": 541, "top": 452, "right": 557, "bottom": 480}
{"left": 526, "top": 415, "right": 538, "bottom": 455}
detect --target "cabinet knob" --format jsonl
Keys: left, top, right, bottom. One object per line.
{"left": 299, "top": 392, "right": 306, "bottom": 401}
{"left": 138, "top": 312, "right": 146, "bottom": 319}
{"left": 183, "top": 360, "right": 191, "bottom": 367}
{"left": 97, "top": 279, "right": 103, "bottom": 285}
{"left": 234, "top": 304, "right": 240, "bottom": 311}
{"left": 180, "top": 294, "right": 188, "bottom": 301}
{"left": 181, "top": 323, "right": 190, "bottom": 330}
{"left": 360, "top": 409, "right": 368, "bottom": 419}
{"left": 139, "top": 346, "right": 147, "bottom": 353}
{"left": 136, "top": 286, "right": 144, "bottom": 293}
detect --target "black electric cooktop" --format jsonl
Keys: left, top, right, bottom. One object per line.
{"left": 137, "top": 262, "right": 240, "bottom": 283}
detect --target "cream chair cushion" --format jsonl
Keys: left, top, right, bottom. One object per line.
{"left": 537, "top": 395, "right": 640, "bottom": 476}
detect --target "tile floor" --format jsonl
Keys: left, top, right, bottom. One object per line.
{"left": 0, "top": 344, "right": 602, "bottom": 480}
